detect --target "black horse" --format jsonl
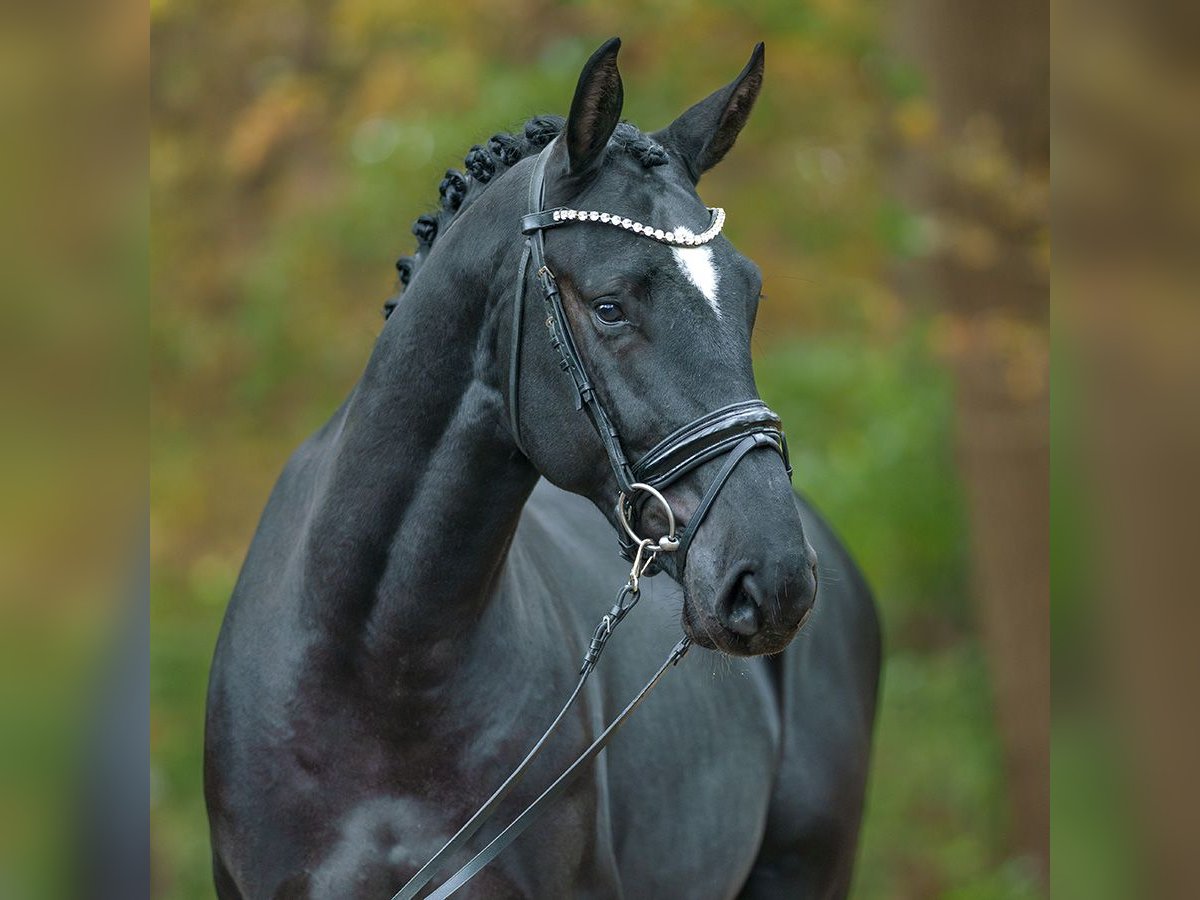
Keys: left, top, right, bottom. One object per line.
{"left": 205, "top": 38, "right": 881, "bottom": 899}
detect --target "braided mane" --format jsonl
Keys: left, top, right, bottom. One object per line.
{"left": 385, "top": 116, "right": 668, "bottom": 318}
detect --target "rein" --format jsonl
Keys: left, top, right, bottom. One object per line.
{"left": 389, "top": 139, "right": 791, "bottom": 898}
{"left": 391, "top": 548, "right": 683, "bottom": 900}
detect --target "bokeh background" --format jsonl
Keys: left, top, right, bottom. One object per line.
{"left": 150, "top": 1, "right": 1048, "bottom": 897}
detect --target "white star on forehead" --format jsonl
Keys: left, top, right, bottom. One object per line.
{"left": 671, "top": 226, "right": 721, "bottom": 319}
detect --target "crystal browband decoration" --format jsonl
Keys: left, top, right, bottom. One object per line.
{"left": 549, "top": 206, "right": 726, "bottom": 247}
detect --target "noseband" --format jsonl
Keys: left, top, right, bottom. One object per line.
{"left": 511, "top": 138, "right": 791, "bottom": 573}
{"left": 389, "top": 140, "right": 792, "bottom": 899}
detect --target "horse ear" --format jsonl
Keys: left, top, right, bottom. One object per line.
{"left": 656, "top": 43, "right": 765, "bottom": 183}
{"left": 565, "top": 37, "right": 624, "bottom": 176}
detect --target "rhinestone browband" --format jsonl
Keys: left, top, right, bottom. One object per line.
{"left": 520, "top": 206, "right": 726, "bottom": 247}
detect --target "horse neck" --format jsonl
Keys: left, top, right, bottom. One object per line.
{"left": 300, "top": 212, "right": 538, "bottom": 676}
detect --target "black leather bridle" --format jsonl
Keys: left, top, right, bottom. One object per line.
{"left": 388, "top": 139, "right": 792, "bottom": 899}
{"left": 513, "top": 139, "right": 791, "bottom": 573}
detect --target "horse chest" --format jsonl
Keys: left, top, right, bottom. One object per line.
{"left": 375, "top": 652, "right": 779, "bottom": 899}
{"left": 597, "top": 655, "right": 781, "bottom": 895}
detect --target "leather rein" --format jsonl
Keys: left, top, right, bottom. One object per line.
{"left": 389, "top": 139, "right": 791, "bottom": 899}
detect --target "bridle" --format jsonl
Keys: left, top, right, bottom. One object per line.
{"left": 389, "top": 139, "right": 792, "bottom": 899}
{"left": 513, "top": 139, "right": 791, "bottom": 572}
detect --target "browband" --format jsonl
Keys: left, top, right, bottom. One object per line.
{"left": 514, "top": 139, "right": 792, "bottom": 572}
{"left": 521, "top": 205, "right": 726, "bottom": 247}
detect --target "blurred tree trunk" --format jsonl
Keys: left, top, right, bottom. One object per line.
{"left": 1058, "top": 4, "right": 1200, "bottom": 895}
{"left": 892, "top": 0, "right": 1050, "bottom": 881}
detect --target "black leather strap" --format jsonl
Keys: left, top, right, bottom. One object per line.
{"left": 676, "top": 433, "right": 770, "bottom": 561}
{"left": 632, "top": 399, "right": 789, "bottom": 488}
{"left": 389, "top": 584, "right": 642, "bottom": 900}
{"left": 423, "top": 638, "right": 692, "bottom": 900}
{"left": 389, "top": 671, "right": 588, "bottom": 900}
{"left": 520, "top": 209, "right": 569, "bottom": 234}
{"left": 507, "top": 241, "right": 532, "bottom": 455}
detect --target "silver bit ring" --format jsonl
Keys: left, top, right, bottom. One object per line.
{"left": 617, "top": 482, "right": 679, "bottom": 553}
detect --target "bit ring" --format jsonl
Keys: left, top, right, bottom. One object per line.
{"left": 617, "top": 482, "right": 679, "bottom": 552}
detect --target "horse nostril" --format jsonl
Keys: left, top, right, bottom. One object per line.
{"left": 719, "top": 573, "right": 763, "bottom": 637}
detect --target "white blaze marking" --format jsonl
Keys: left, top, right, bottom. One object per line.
{"left": 671, "top": 226, "right": 721, "bottom": 319}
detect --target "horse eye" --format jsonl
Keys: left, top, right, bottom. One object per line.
{"left": 593, "top": 300, "right": 627, "bottom": 325}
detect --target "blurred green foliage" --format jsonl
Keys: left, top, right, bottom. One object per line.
{"left": 152, "top": 0, "right": 1036, "bottom": 896}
